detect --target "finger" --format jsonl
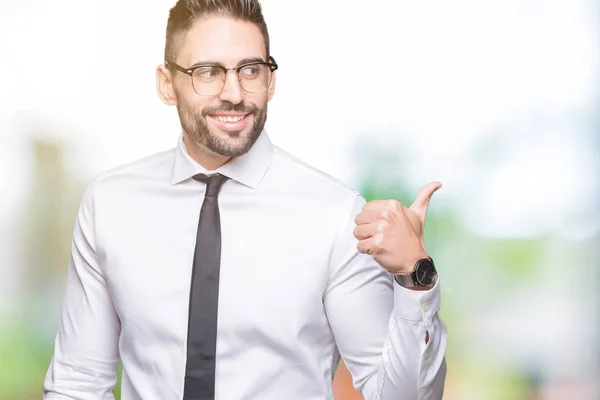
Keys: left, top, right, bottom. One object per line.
{"left": 362, "top": 199, "right": 404, "bottom": 214}
{"left": 409, "top": 181, "right": 442, "bottom": 223}
{"left": 353, "top": 221, "right": 386, "bottom": 240}
{"left": 356, "top": 235, "right": 384, "bottom": 256}
{"left": 353, "top": 224, "right": 371, "bottom": 241}
{"left": 355, "top": 210, "right": 379, "bottom": 225}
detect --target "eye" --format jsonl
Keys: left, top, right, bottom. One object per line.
{"left": 194, "top": 67, "right": 222, "bottom": 81}
{"left": 239, "top": 65, "right": 261, "bottom": 79}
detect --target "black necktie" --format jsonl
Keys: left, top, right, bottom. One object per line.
{"left": 183, "top": 173, "right": 230, "bottom": 400}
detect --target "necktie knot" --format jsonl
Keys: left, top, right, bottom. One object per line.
{"left": 193, "top": 173, "right": 229, "bottom": 197}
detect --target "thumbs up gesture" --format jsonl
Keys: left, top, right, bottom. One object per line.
{"left": 353, "top": 182, "right": 441, "bottom": 275}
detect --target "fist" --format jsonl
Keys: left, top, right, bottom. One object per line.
{"left": 353, "top": 182, "right": 441, "bottom": 275}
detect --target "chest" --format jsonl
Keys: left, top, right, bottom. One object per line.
{"left": 97, "top": 192, "right": 335, "bottom": 341}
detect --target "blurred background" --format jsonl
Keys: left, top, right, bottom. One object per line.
{"left": 0, "top": 0, "right": 598, "bottom": 399}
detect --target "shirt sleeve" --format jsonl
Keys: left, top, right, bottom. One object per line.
{"left": 324, "top": 194, "right": 447, "bottom": 400}
{"left": 43, "top": 182, "right": 121, "bottom": 400}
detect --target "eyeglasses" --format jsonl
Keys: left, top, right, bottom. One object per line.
{"left": 166, "top": 57, "right": 278, "bottom": 96}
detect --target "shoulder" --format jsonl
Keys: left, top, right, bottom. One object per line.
{"left": 95, "top": 148, "right": 175, "bottom": 184}
{"left": 269, "top": 145, "right": 364, "bottom": 211}
{"left": 82, "top": 147, "right": 175, "bottom": 204}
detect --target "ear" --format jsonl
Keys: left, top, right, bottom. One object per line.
{"left": 156, "top": 64, "right": 178, "bottom": 106}
{"left": 267, "top": 70, "right": 276, "bottom": 102}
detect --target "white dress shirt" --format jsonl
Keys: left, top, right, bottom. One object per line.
{"left": 43, "top": 131, "right": 447, "bottom": 400}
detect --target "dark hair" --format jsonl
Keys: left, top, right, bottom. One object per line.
{"left": 164, "top": 0, "right": 270, "bottom": 67}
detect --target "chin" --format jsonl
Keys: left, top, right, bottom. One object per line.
{"left": 208, "top": 131, "right": 256, "bottom": 157}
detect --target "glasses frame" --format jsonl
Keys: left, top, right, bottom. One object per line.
{"left": 166, "top": 56, "right": 278, "bottom": 96}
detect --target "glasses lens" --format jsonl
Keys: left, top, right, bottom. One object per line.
{"left": 190, "top": 64, "right": 273, "bottom": 95}
{"left": 239, "top": 64, "right": 272, "bottom": 93}
{"left": 192, "top": 67, "right": 225, "bottom": 96}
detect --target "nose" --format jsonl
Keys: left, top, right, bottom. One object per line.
{"left": 219, "top": 70, "right": 244, "bottom": 104}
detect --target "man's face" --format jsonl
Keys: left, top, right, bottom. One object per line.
{"left": 172, "top": 17, "right": 275, "bottom": 157}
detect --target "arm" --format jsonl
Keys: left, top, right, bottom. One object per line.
{"left": 43, "top": 182, "right": 121, "bottom": 400}
{"left": 324, "top": 194, "right": 447, "bottom": 400}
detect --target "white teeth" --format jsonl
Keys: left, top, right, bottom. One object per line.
{"left": 213, "top": 115, "right": 244, "bottom": 123}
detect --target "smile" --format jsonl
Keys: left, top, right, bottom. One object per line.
{"left": 212, "top": 115, "right": 246, "bottom": 122}
{"left": 208, "top": 113, "right": 251, "bottom": 130}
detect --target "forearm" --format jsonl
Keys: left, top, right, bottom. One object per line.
{"left": 338, "top": 277, "right": 447, "bottom": 400}
{"left": 362, "top": 304, "right": 447, "bottom": 400}
{"left": 43, "top": 349, "right": 120, "bottom": 399}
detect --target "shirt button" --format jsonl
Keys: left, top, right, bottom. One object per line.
{"left": 424, "top": 351, "right": 430, "bottom": 360}
{"left": 422, "top": 301, "right": 430, "bottom": 312}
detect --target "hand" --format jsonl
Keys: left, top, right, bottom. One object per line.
{"left": 353, "top": 182, "right": 441, "bottom": 275}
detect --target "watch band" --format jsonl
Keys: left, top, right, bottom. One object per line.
{"left": 394, "top": 272, "right": 418, "bottom": 288}
{"left": 394, "top": 272, "right": 438, "bottom": 288}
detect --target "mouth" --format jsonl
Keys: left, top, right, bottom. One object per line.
{"left": 208, "top": 113, "right": 251, "bottom": 131}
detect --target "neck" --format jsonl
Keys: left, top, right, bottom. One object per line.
{"left": 182, "top": 132, "right": 232, "bottom": 171}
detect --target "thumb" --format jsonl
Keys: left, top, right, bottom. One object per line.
{"left": 409, "top": 181, "right": 442, "bottom": 223}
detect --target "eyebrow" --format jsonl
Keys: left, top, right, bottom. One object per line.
{"left": 189, "top": 57, "right": 266, "bottom": 68}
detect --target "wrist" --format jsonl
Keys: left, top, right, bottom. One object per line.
{"left": 396, "top": 250, "right": 429, "bottom": 275}
{"left": 394, "top": 257, "right": 437, "bottom": 289}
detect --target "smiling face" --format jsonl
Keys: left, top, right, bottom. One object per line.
{"left": 157, "top": 16, "right": 276, "bottom": 164}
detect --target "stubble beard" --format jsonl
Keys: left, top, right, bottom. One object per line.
{"left": 176, "top": 96, "right": 268, "bottom": 158}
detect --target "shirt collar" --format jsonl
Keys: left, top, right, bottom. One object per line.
{"left": 170, "top": 130, "right": 274, "bottom": 189}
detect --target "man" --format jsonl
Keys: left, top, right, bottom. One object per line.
{"left": 43, "top": 0, "right": 447, "bottom": 399}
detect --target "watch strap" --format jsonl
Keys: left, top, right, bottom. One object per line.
{"left": 394, "top": 272, "right": 418, "bottom": 288}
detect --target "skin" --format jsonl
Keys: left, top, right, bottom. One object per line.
{"left": 156, "top": 16, "right": 276, "bottom": 171}
{"left": 354, "top": 181, "right": 442, "bottom": 278}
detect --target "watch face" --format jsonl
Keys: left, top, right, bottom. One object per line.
{"left": 415, "top": 259, "right": 436, "bottom": 286}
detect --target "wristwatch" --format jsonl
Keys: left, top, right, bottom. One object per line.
{"left": 394, "top": 257, "right": 437, "bottom": 288}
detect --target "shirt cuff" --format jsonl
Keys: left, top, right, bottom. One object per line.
{"left": 393, "top": 277, "right": 441, "bottom": 323}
